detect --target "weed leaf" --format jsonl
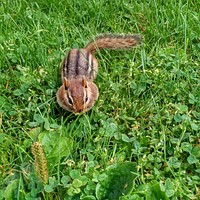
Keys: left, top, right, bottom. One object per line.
{"left": 137, "top": 181, "right": 169, "bottom": 199}
{"left": 38, "top": 131, "right": 73, "bottom": 163}
{"left": 96, "top": 162, "right": 137, "bottom": 200}
{"left": 4, "top": 179, "right": 19, "bottom": 200}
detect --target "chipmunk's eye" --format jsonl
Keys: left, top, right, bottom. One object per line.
{"left": 85, "top": 95, "right": 88, "bottom": 103}
{"left": 68, "top": 96, "right": 73, "bottom": 105}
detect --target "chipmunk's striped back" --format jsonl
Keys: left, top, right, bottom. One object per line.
{"left": 62, "top": 48, "right": 98, "bottom": 81}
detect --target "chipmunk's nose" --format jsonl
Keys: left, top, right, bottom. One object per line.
{"left": 76, "top": 109, "right": 84, "bottom": 113}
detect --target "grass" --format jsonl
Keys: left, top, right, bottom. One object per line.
{"left": 0, "top": 0, "right": 200, "bottom": 199}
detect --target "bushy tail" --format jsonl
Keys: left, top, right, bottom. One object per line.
{"left": 85, "top": 34, "right": 143, "bottom": 53}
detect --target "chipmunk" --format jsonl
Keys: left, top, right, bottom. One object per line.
{"left": 56, "top": 34, "right": 142, "bottom": 113}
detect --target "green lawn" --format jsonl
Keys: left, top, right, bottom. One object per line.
{"left": 0, "top": 0, "right": 200, "bottom": 199}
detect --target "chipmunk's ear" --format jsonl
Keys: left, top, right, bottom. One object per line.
{"left": 63, "top": 77, "right": 70, "bottom": 90}
{"left": 82, "top": 77, "right": 88, "bottom": 88}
